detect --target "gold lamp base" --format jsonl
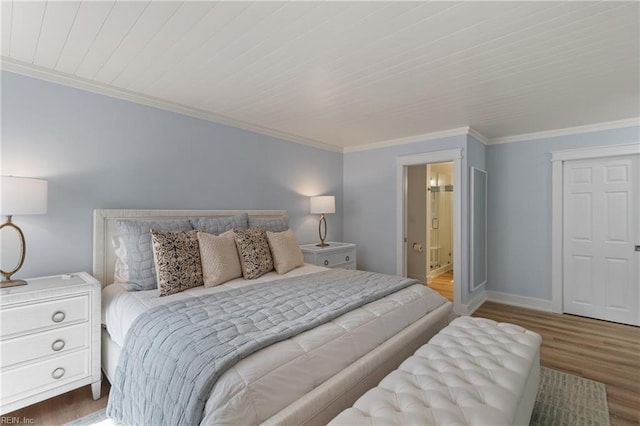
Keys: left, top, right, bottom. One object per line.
{"left": 316, "top": 214, "right": 331, "bottom": 247}
{"left": 1, "top": 215, "right": 28, "bottom": 289}
{"left": 0, "top": 279, "right": 27, "bottom": 289}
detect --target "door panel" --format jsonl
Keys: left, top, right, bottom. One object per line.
{"left": 563, "top": 155, "right": 639, "bottom": 325}
{"left": 406, "top": 165, "right": 427, "bottom": 283}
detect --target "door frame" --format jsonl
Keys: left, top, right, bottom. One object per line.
{"left": 396, "top": 149, "right": 463, "bottom": 312}
{"left": 551, "top": 143, "right": 640, "bottom": 313}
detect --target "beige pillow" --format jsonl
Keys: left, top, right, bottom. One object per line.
{"left": 197, "top": 231, "right": 243, "bottom": 287}
{"left": 266, "top": 229, "right": 304, "bottom": 275}
{"left": 151, "top": 230, "right": 203, "bottom": 297}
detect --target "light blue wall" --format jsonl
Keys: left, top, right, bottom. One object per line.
{"left": 1, "top": 71, "right": 343, "bottom": 280}
{"left": 466, "top": 135, "right": 487, "bottom": 304}
{"left": 3, "top": 71, "right": 637, "bottom": 303}
{"left": 486, "top": 125, "right": 640, "bottom": 300}
{"left": 343, "top": 134, "right": 486, "bottom": 305}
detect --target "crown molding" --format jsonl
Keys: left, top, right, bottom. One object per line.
{"left": 468, "top": 127, "right": 489, "bottom": 145}
{"left": 343, "top": 127, "right": 475, "bottom": 153}
{"left": 488, "top": 117, "right": 640, "bottom": 145}
{"left": 1, "top": 58, "right": 343, "bottom": 154}
{"left": 3, "top": 58, "right": 637, "bottom": 154}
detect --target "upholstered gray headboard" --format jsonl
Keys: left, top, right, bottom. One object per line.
{"left": 92, "top": 209, "right": 287, "bottom": 287}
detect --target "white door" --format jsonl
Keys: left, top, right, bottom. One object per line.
{"left": 563, "top": 155, "right": 639, "bottom": 325}
{"left": 406, "top": 165, "right": 427, "bottom": 283}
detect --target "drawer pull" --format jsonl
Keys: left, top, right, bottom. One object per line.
{"left": 52, "top": 311, "right": 66, "bottom": 323}
{"left": 52, "top": 339, "right": 66, "bottom": 352}
{"left": 324, "top": 260, "right": 329, "bottom": 266}
{"left": 345, "top": 255, "right": 350, "bottom": 262}
{"left": 52, "top": 368, "right": 65, "bottom": 379}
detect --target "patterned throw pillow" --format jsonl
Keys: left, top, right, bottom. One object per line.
{"left": 266, "top": 229, "right": 304, "bottom": 274}
{"left": 197, "top": 231, "right": 243, "bottom": 287}
{"left": 151, "top": 230, "right": 203, "bottom": 296}
{"left": 233, "top": 227, "right": 274, "bottom": 279}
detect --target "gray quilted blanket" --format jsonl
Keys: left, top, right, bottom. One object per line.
{"left": 106, "top": 269, "right": 419, "bottom": 426}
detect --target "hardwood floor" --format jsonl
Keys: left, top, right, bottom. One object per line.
{"left": 5, "top": 301, "right": 638, "bottom": 425}
{"left": 3, "top": 380, "right": 110, "bottom": 425}
{"left": 427, "top": 270, "right": 453, "bottom": 301}
{"left": 474, "top": 301, "right": 640, "bottom": 426}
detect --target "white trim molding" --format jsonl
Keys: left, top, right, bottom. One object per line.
{"left": 468, "top": 128, "right": 489, "bottom": 145}
{"left": 486, "top": 291, "right": 553, "bottom": 312}
{"left": 550, "top": 143, "right": 640, "bottom": 313}
{"left": 1, "top": 58, "right": 342, "bottom": 154}
{"left": 491, "top": 118, "right": 640, "bottom": 145}
{"left": 344, "top": 127, "right": 481, "bottom": 153}
{"left": 462, "top": 291, "right": 487, "bottom": 315}
{"left": 551, "top": 143, "right": 640, "bottom": 162}
{"left": 5, "top": 57, "right": 636, "bottom": 154}
{"left": 396, "top": 148, "right": 463, "bottom": 313}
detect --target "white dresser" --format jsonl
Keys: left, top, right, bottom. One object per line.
{"left": 300, "top": 242, "right": 357, "bottom": 270}
{"left": 0, "top": 272, "right": 101, "bottom": 415}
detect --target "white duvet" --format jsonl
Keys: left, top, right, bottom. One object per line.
{"left": 102, "top": 265, "right": 448, "bottom": 424}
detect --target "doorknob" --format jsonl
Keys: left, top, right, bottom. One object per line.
{"left": 635, "top": 245, "right": 640, "bottom": 252}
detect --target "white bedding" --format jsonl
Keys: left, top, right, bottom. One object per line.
{"left": 102, "top": 264, "right": 449, "bottom": 424}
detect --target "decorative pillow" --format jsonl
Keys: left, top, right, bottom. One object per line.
{"left": 248, "top": 216, "right": 289, "bottom": 232}
{"left": 197, "top": 231, "right": 243, "bottom": 287}
{"left": 115, "top": 220, "right": 193, "bottom": 291}
{"left": 112, "top": 236, "right": 129, "bottom": 283}
{"left": 190, "top": 213, "right": 248, "bottom": 234}
{"left": 266, "top": 229, "right": 304, "bottom": 275}
{"left": 151, "top": 230, "right": 203, "bottom": 297}
{"left": 233, "top": 227, "right": 274, "bottom": 279}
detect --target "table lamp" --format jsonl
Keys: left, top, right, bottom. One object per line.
{"left": 310, "top": 195, "right": 335, "bottom": 247}
{"left": 1, "top": 176, "right": 48, "bottom": 288}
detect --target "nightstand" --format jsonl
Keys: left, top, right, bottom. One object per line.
{"left": 0, "top": 272, "right": 101, "bottom": 415}
{"left": 300, "top": 242, "right": 357, "bottom": 269}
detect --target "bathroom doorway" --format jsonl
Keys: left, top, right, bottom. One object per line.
{"left": 406, "top": 161, "right": 454, "bottom": 301}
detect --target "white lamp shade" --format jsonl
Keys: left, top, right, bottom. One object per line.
{"left": 310, "top": 195, "right": 335, "bottom": 214}
{"left": 1, "top": 176, "right": 48, "bottom": 216}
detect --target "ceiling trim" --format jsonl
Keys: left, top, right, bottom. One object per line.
{"left": 343, "top": 127, "right": 474, "bottom": 154}
{"left": 3, "top": 59, "right": 637, "bottom": 154}
{"left": 489, "top": 118, "right": 640, "bottom": 145}
{"left": 468, "top": 128, "right": 489, "bottom": 145}
{"left": 0, "top": 58, "right": 343, "bottom": 154}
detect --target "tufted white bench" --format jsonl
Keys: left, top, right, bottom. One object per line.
{"left": 329, "top": 316, "right": 542, "bottom": 426}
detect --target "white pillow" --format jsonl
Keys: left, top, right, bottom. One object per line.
{"left": 112, "top": 236, "right": 130, "bottom": 283}
{"left": 197, "top": 231, "right": 243, "bottom": 287}
{"left": 266, "top": 229, "right": 304, "bottom": 275}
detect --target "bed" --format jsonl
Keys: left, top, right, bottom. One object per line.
{"left": 93, "top": 209, "right": 453, "bottom": 425}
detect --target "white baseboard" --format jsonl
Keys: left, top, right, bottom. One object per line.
{"left": 407, "top": 273, "right": 427, "bottom": 284}
{"left": 460, "top": 291, "right": 487, "bottom": 315}
{"left": 485, "top": 291, "right": 553, "bottom": 312}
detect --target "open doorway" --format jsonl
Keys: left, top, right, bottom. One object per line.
{"left": 396, "top": 148, "right": 462, "bottom": 312}
{"left": 406, "top": 162, "right": 454, "bottom": 301}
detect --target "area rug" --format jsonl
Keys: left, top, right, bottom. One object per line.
{"left": 66, "top": 367, "right": 609, "bottom": 426}
{"left": 530, "top": 367, "right": 610, "bottom": 426}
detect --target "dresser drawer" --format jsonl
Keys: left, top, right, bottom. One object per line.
{"left": 316, "top": 251, "right": 355, "bottom": 268}
{"left": 0, "top": 350, "right": 89, "bottom": 403}
{"left": 332, "top": 261, "right": 356, "bottom": 270}
{"left": 0, "top": 295, "right": 89, "bottom": 337}
{"left": 0, "top": 323, "right": 89, "bottom": 368}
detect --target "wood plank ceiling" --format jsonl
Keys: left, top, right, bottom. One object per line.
{"left": 1, "top": 1, "right": 638, "bottom": 150}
